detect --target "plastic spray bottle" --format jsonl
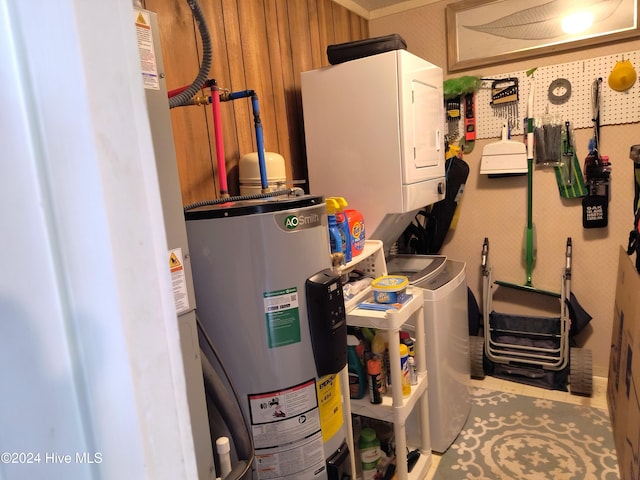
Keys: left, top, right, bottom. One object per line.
{"left": 330, "top": 196, "right": 352, "bottom": 263}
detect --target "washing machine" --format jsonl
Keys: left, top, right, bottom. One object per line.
{"left": 386, "top": 255, "right": 471, "bottom": 453}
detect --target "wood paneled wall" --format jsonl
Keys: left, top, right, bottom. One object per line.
{"left": 142, "top": 0, "right": 368, "bottom": 205}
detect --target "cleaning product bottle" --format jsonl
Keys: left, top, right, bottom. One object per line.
{"left": 347, "top": 335, "right": 367, "bottom": 399}
{"left": 331, "top": 196, "right": 352, "bottom": 263}
{"left": 400, "top": 343, "right": 411, "bottom": 397}
{"left": 345, "top": 208, "right": 365, "bottom": 257}
{"left": 325, "top": 198, "right": 343, "bottom": 262}
{"left": 408, "top": 355, "right": 418, "bottom": 385}
{"left": 367, "top": 357, "right": 383, "bottom": 404}
{"left": 358, "top": 427, "right": 381, "bottom": 480}
{"left": 400, "top": 331, "right": 415, "bottom": 357}
{"left": 370, "top": 331, "right": 388, "bottom": 393}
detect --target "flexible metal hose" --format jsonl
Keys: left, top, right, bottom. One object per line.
{"left": 169, "top": 0, "right": 212, "bottom": 109}
{"left": 183, "top": 188, "right": 302, "bottom": 212}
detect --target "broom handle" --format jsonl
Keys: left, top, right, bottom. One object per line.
{"left": 525, "top": 80, "right": 535, "bottom": 286}
{"left": 526, "top": 81, "right": 535, "bottom": 231}
{"left": 526, "top": 158, "right": 534, "bottom": 286}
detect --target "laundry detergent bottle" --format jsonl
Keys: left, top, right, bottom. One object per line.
{"left": 325, "top": 198, "right": 343, "bottom": 262}
{"left": 347, "top": 335, "right": 367, "bottom": 399}
{"left": 345, "top": 208, "right": 365, "bottom": 258}
{"left": 330, "top": 196, "right": 352, "bottom": 263}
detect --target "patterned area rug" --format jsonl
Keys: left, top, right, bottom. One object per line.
{"left": 434, "top": 387, "right": 619, "bottom": 480}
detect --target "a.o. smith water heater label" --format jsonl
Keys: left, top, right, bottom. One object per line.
{"left": 249, "top": 379, "right": 326, "bottom": 479}
{"left": 263, "top": 287, "right": 300, "bottom": 348}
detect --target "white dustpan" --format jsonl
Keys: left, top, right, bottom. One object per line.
{"left": 480, "top": 124, "right": 528, "bottom": 175}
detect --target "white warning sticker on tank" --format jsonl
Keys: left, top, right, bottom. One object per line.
{"left": 168, "top": 248, "right": 189, "bottom": 314}
{"left": 134, "top": 9, "right": 160, "bottom": 90}
{"left": 254, "top": 431, "right": 326, "bottom": 479}
{"left": 249, "top": 379, "right": 326, "bottom": 479}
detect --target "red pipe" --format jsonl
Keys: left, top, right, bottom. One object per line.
{"left": 167, "top": 85, "right": 191, "bottom": 99}
{"left": 210, "top": 84, "right": 229, "bottom": 197}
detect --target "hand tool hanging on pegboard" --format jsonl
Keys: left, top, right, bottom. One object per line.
{"left": 443, "top": 75, "right": 482, "bottom": 153}
{"left": 445, "top": 96, "right": 461, "bottom": 144}
{"left": 464, "top": 92, "right": 476, "bottom": 142}
{"left": 582, "top": 78, "right": 611, "bottom": 229}
{"left": 490, "top": 77, "right": 519, "bottom": 131}
{"left": 552, "top": 119, "right": 588, "bottom": 198}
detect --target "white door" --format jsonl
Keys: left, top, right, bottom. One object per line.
{"left": 1, "top": 1, "right": 199, "bottom": 479}
{"left": 398, "top": 50, "right": 445, "bottom": 185}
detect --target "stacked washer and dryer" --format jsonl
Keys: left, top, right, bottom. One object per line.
{"left": 301, "top": 46, "right": 471, "bottom": 454}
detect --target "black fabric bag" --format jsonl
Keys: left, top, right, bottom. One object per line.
{"left": 626, "top": 160, "right": 640, "bottom": 272}
{"left": 582, "top": 194, "right": 608, "bottom": 228}
{"left": 488, "top": 311, "right": 568, "bottom": 391}
{"left": 567, "top": 292, "right": 593, "bottom": 338}
{"left": 627, "top": 207, "right": 640, "bottom": 273}
{"left": 401, "top": 156, "right": 470, "bottom": 255}
{"left": 468, "top": 287, "right": 481, "bottom": 336}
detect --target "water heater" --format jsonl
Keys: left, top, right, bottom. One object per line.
{"left": 186, "top": 196, "right": 352, "bottom": 480}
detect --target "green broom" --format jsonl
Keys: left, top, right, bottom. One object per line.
{"left": 495, "top": 73, "right": 560, "bottom": 298}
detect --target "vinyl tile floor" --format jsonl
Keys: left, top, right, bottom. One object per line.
{"left": 424, "top": 375, "right": 610, "bottom": 479}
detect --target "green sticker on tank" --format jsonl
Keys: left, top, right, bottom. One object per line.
{"left": 264, "top": 287, "right": 301, "bottom": 348}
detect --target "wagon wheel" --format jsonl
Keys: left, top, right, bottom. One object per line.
{"left": 569, "top": 347, "right": 593, "bottom": 396}
{"left": 470, "top": 335, "right": 485, "bottom": 380}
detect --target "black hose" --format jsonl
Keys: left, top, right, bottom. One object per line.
{"left": 169, "top": 0, "right": 212, "bottom": 109}
{"left": 183, "top": 188, "right": 301, "bottom": 211}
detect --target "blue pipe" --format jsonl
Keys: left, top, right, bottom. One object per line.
{"left": 218, "top": 89, "right": 268, "bottom": 190}
{"left": 251, "top": 94, "right": 268, "bottom": 190}
{"left": 223, "top": 89, "right": 253, "bottom": 101}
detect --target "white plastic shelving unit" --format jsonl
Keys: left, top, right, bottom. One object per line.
{"left": 340, "top": 240, "right": 431, "bottom": 480}
{"left": 341, "top": 240, "right": 387, "bottom": 311}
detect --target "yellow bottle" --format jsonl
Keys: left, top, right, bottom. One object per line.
{"left": 400, "top": 343, "right": 411, "bottom": 397}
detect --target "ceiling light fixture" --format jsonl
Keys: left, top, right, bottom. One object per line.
{"left": 561, "top": 11, "right": 595, "bottom": 34}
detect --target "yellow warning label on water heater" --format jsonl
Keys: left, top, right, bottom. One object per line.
{"left": 316, "top": 374, "right": 343, "bottom": 442}
{"left": 169, "top": 251, "right": 182, "bottom": 270}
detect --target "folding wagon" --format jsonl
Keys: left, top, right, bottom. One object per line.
{"left": 470, "top": 237, "right": 593, "bottom": 396}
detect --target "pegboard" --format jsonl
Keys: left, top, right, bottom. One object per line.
{"left": 464, "top": 50, "right": 640, "bottom": 139}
